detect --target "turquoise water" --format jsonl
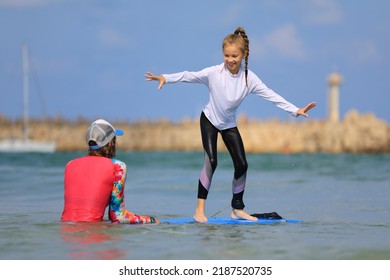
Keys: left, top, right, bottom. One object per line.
{"left": 0, "top": 151, "right": 389, "bottom": 260}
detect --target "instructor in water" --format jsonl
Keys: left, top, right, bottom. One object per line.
{"left": 145, "top": 26, "right": 316, "bottom": 223}
{"left": 61, "top": 119, "right": 159, "bottom": 224}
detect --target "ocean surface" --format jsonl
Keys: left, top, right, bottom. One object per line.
{"left": 0, "top": 151, "right": 389, "bottom": 260}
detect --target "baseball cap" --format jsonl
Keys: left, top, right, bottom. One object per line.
{"left": 86, "top": 119, "right": 124, "bottom": 150}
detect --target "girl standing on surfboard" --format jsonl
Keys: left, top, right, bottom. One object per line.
{"left": 145, "top": 27, "right": 316, "bottom": 223}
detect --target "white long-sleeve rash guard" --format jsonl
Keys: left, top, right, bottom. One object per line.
{"left": 163, "top": 63, "right": 299, "bottom": 130}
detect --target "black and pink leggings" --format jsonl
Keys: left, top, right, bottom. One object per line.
{"left": 198, "top": 112, "right": 248, "bottom": 210}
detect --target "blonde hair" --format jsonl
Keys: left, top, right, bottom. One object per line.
{"left": 222, "top": 26, "right": 250, "bottom": 85}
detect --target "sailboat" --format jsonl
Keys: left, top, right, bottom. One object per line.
{"left": 0, "top": 43, "right": 56, "bottom": 153}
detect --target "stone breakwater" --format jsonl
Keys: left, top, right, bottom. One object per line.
{"left": 1, "top": 110, "right": 389, "bottom": 153}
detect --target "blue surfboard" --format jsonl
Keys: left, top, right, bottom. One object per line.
{"left": 160, "top": 217, "right": 302, "bottom": 225}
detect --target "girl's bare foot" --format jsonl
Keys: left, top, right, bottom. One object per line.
{"left": 193, "top": 213, "right": 208, "bottom": 223}
{"left": 231, "top": 209, "right": 258, "bottom": 221}
{"left": 194, "top": 198, "right": 208, "bottom": 223}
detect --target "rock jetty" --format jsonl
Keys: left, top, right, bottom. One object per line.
{"left": 1, "top": 110, "right": 389, "bottom": 153}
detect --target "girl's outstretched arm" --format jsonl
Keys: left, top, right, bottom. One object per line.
{"left": 145, "top": 72, "right": 166, "bottom": 90}
{"left": 296, "top": 101, "right": 317, "bottom": 117}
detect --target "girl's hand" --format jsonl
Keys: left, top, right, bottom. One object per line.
{"left": 145, "top": 72, "right": 166, "bottom": 90}
{"left": 296, "top": 101, "right": 316, "bottom": 117}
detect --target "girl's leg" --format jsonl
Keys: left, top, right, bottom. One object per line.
{"left": 221, "top": 127, "right": 257, "bottom": 221}
{"left": 195, "top": 112, "right": 219, "bottom": 222}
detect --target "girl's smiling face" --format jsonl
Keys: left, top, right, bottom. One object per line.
{"left": 223, "top": 43, "right": 244, "bottom": 75}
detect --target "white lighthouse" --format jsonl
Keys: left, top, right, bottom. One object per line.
{"left": 327, "top": 71, "right": 343, "bottom": 122}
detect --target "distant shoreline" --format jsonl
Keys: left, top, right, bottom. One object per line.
{"left": 1, "top": 110, "right": 389, "bottom": 153}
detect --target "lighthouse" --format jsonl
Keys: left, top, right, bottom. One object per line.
{"left": 327, "top": 71, "right": 343, "bottom": 122}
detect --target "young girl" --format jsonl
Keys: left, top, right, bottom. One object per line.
{"left": 61, "top": 119, "right": 159, "bottom": 224}
{"left": 145, "top": 27, "right": 316, "bottom": 223}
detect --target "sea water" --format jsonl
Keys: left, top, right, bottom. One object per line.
{"left": 0, "top": 151, "right": 389, "bottom": 260}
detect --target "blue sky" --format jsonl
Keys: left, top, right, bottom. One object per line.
{"left": 0, "top": 0, "right": 389, "bottom": 123}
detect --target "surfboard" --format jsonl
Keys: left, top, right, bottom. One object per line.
{"left": 160, "top": 216, "right": 302, "bottom": 225}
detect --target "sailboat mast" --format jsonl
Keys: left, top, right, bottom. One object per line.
{"left": 22, "top": 43, "right": 29, "bottom": 141}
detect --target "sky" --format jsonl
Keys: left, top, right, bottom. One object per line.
{"left": 0, "top": 0, "right": 389, "bottom": 124}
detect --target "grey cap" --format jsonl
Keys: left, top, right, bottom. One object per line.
{"left": 85, "top": 119, "right": 124, "bottom": 150}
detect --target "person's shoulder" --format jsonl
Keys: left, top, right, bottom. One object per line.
{"left": 111, "top": 158, "right": 126, "bottom": 166}
{"left": 246, "top": 68, "right": 258, "bottom": 77}
{"left": 214, "top": 63, "right": 224, "bottom": 70}
{"left": 203, "top": 63, "right": 223, "bottom": 72}
{"left": 246, "top": 68, "right": 263, "bottom": 82}
{"left": 68, "top": 155, "right": 113, "bottom": 165}
{"left": 203, "top": 63, "right": 226, "bottom": 77}
{"left": 65, "top": 156, "right": 87, "bottom": 170}
{"left": 65, "top": 156, "right": 85, "bottom": 165}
